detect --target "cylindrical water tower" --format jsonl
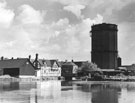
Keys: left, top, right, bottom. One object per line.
{"left": 91, "top": 23, "right": 118, "bottom": 69}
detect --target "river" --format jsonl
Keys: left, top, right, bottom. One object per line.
{"left": 0, "top": 80, "right": 135, "bottom": 103}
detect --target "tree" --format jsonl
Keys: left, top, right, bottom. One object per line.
{"left": 82, "top": 61, "right": 101, "bottom": 72}
{"left": 77, "top": 61, "right": 103, "bottom": 77}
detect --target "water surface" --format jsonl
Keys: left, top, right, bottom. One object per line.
{"left": 0, "top": 81, "right": 135, "bottom": 103}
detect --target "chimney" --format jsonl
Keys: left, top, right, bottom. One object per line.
{"left": 29, "top": 55, "right": 31, "bottom": 60}
{"left": 71, "top": 59, "right": 74, "bottom": 62}
{"left": 35, "top": 53, "right": 38, "bottom": 61}
{"left": 11, "top": 57, "right": 13, "bottom": 59}
{"left": 1, "top": 56, "right": 3, "bottom": 60}
{"left": 65, "top": 60, "right": 67, "bottom": 62}
{"left": 34, "top": 53, "right": 39, "bottom": 69}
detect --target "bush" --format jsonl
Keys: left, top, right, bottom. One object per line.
{"left": 92, "top": 72, "right": 104, "bottom": 80}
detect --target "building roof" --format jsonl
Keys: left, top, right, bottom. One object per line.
{"left": 37, "top": 59, "right": 44, "bottom": 66}
{"left": 57, "top": 61, "right": 65, "bottom": 67}
{"left": 122, "top": 64, "right": 135, "bottom": 71}
{"left": 0, "top": 58, "right": 35, "bottom": 69}
{"left": 118, "top": 67, "right": 127, "bottom": 70}
{"left": 41, "top": 59, "right": 60, "bottom": 67}
{"left": 62, "top": 62, "right": 77, "bottom": 66}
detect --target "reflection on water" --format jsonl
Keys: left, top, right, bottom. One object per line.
{"left": 91, "top": 84, "right": 120, "bottom": 103}
{"left": 61, "top": 81, "right": 73, "bottom": 91}
{"left": 0, "top": 82, "right": 19, "bottom": 91}
{"left": 0, "top": 81, "right": 135, "bottom": 103}
{"left": 77, "top": 83, "right": 121, "bottom": 103}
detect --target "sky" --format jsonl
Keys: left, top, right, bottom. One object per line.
{"left": 0, "top": 0, "right": 134, "bottom": 65}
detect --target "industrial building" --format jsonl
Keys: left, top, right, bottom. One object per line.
{"left": 0, "top": 58, "right": 36, "bottom": 77}
{"left": 91, "top": 23, "right": 120, "bottom": 69}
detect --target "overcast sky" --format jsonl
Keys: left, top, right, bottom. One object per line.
{"left": 0, "top": 0, "right": 134, "bottom": 65}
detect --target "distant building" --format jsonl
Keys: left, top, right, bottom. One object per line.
{"left": 121, "top": 64, "right": 135, "bottom": 76}
{"left": 61, "top": 62, "right": 78, "bottom": 79}
{"left": 36, "top": 59, "right": 61, "bottom": 79}
{"left": 0, "top": 58, "right": 36, "bottom": 77}
{"left": 117, "top": 57, "right": 122, "bottom": 67}
{"left": 91, "top": 23, "right": 119, "bottom": 69}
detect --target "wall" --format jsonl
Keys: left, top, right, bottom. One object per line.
{"left": 39, "top": 66, "right": 61, "bottom": 77}
{"left": 20, "top": 61, "right": 35, "bottom": 76}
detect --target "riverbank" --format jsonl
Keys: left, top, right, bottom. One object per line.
{"left": 71, "top": 80, "right": 135, "bottom": 88}
{"left": 1, "top": 75, "right": 135, "bottom": 82}
{"left": 0, "top": 75, "right": 61, "bottom": 82}
{"left": 79, "top": 75, "right": 135, "bottom": 82}
{"left": 0, "top": 75, "right": 40, "bottom": 82}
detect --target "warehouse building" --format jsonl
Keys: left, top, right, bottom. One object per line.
{"left": 0, "top": 58, "right": 36, "bottom": 77}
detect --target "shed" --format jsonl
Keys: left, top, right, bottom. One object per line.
{"left": 0, "top": 58, "right": 36, "bottom": 77}
{"left": 122, "top": 64, "right": 135, "bottom": 75}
